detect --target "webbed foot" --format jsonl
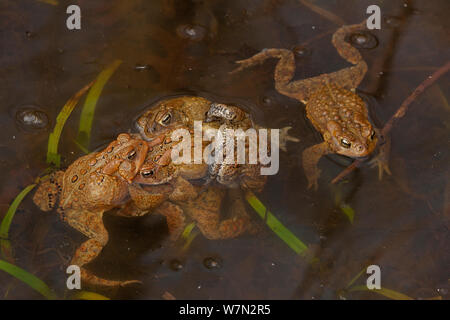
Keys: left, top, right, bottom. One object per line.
{"left": 368, "top": 138, "right": 391, "bottom": 180}
{"left": 279, "top": 126, "right": 300, "bottom": 152}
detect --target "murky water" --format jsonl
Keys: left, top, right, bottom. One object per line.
{"left": 0, "top": 0, "right": 449, "bottom": 299}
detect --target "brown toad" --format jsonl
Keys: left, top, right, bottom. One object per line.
{"left": 135, "top": 96, "right": 252, "bottom": 139}
{"left": 137, "top": 180, "right": 251, "bottom": 241}
{"left": 132, "top": 127, "right": 253, "bottom": 240}
{"left": 231, "top": 20, "right": 387, "bottom": 189}
{"left": 136, "top": 97, "right": 296, "bottom": 189}
{"left": 135, "top": 123, "right": 268, "bottom": 193}
{"left": 33, "top": 133, "right": 166, "bottom": 287}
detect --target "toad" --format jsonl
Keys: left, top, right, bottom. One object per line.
{"left": 33, "top": 133, "right": 166, "bottom": 287}
{"left": 135, "top": 97, "right": 296, "bottom": 189}
{"left": 132, "top": 128, "right": 253, "bottom": 240}
{"left": 230, "top": 20, "right": 388, "bottom": 189}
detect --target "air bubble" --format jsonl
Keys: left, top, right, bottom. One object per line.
{"left": 384, "top": 16, "right": 402, "bottom": 28}
{"left": 203, "top": 256, "right": 222, "bottom": 270}
{"left": 15, "top": 106, "right": 49, "bottom": 132}
{"left": 261, "top": 96, "right": 272, "bottom": 106}
{"left": 348, "top": 32, "right": 378, "bottom": 49}
{"left": 292, "top": 45, "right": 311, "bottom": 58}
{"left": 176, "top": 24, "right": 206, "bottom": 41}
{"left": 134, "top": 64, "right": 151, "bottom": 71}
{"left": 169, "top": 259, "right": 184, "bottom": 271}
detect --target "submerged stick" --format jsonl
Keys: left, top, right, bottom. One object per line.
{"left": 331, "top": 60, "right": 450, "bottom": 184}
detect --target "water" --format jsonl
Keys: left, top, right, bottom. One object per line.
{"left": 0, "top": 0, "right": 449, "bottom": 299}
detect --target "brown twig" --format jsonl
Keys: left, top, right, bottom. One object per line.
{"left": 331, "top": 60, "right": 450, "bottom": 184}
{"left": 298, "top": 0, "right": 346, "bottom": 26}
{"left": 381, "top": 61, "right": 450, "bottom": 136}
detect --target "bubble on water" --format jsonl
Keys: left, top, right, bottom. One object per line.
{"left": 25, "top": 31, "right": 36, "bottom": 39}
{"left": 348, "top": 32, "right": 378, "bottom": 49}
{"left": 203, "top": 256, "right": 222, "bottom": 270}
{"left": 384, "top": 16, "right": 403, "bottom": 28}
{"left": 15, "top": 106, "right": 49, "bottom": 132}
{"left": 133, "top": 64, "right": 160, "bottom": 83}
{"left": 134, "top": 64, "right": 151, "bottom": 71}
{"left": 292, "top": 45, "right": 311, "bottom": 58}
{"left": 261, "top": 96, "right": 273, "bottom": 106}
{"left": 176, "top": 24, "right": 206, "bottom": 41}
{"left": 169, "top": 259, "right": 184, "bottom": 271}
{"left": 437, "top": 287, "right": 448, "bottom": 295}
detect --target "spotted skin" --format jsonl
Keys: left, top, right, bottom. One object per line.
{"left": 231, "top": 21, "right": 386, "bottom": 189}
{"left": 32, "top": 133, "right": 162, "bottom": 287}
{"left": 136, "top": 96, "right": 297, "bottom": 189}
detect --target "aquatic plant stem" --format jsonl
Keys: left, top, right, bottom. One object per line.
{"left": 0, "top": 259, "right": 57, "bottom": 299}
{"left": 46, "top": 82, "right": 94, "bottom": 167}
{"left": 0, "top": 184, "right": 37, "bottom": 261}
{"left": 76, "top": 60, "right": 122, "bottom": 151}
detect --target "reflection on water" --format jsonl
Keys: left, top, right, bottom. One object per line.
{"left": 0, "top": 0, "right": 449, "bottom": 299}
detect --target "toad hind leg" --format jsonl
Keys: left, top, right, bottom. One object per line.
{"left": 155, "top": 201, "right": 186, "bottom": 241}
{"left": 230, "top": 21, "right": 367, "bottom": 102}
{"left": 302, "top": 142, "right": 330, "bottom": 190}
{"left": 65, "top": 209, "right": 141, "bottom": 287}
{"left": 186, "top": 188, "right": 250, "bottom": 240}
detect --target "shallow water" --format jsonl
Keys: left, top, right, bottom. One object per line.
{"left": 0, "top": 0, "right": 449, "bottom": 299}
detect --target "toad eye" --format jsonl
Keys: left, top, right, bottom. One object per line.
{"left": 127, "top": 150, "right": 136, "bottom": 160}
{"left": 160, "top": 113, "right": 172, "bottom": 125}
{"left": 340, "top": 138, "right": 351, "bottom": 148}
{"left": 141, "top": 169, "right": 155, "bottom": 178}
{"left": 370, "top": 131, "right": 376, "bottom": 140}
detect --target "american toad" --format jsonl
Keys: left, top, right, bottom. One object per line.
{"left": 136, "top": 96, "right": 296, "bottom": 189}
{"left": 33, "top": 133, "right": 165, "bottom": 287}
{"left": 131, "top": 127, "right": 252, "bottom": 240}
{"left": 135, "top": 96, "right": 253, "bottom": 139}
{"left": 138, "top": 181, "right": 251, "bottom": 241}
{"left": 231, "top": 20, "right": 386, "bottom": 189}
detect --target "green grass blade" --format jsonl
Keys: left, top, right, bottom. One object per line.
{"left": 181, "top": 222, "right": 196, "bottom": 240}
{"left": 71, "top": 291, "right": 110, "bottom": 300}
{"left": 245, "top": 190, "right": 308, "bottom": 255}
{"left": 348, "top": 285, "right": 414, "bottom": 300}
{"left": 0, "top": 259, "right": 57, "bottom": 299}
{"left": 339, "top": 203, "right": 355, "bottom": 224}
{"left": 76, "top": 59, "right": 122, "bottom": 151}
{"left": 1, "top": 184, "right": 36, "bottom": 260}
{"left": 46, "top": 82, "right": 94, "bottom": 167}
{"left": 345, "top": 266, "right": 367, "bottom": 289}
{"left": 182, "top": 230, "right": 199, "bottom": 251}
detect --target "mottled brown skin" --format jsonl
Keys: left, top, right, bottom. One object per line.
{"left": 231, "top": 21, "right": 384, "bottom": 189}
{"left": 136, "top": 97, "right": 294, "bottom": 189}
{"left": 136, "top": 122, "right": 268, "bottom": 191}
{"left": 132, "top": 127, "right": 252, "bottom": 240}
{"left": 33, "top": 133, "right": 166, "bottom": 287}
{"left": 134, "top": 126, "right": 209, "bottom": 186}
{"left": 141, "top": 183, "right": 251, "bottom": 241}
{"left": 136, "top": 96, "right": 217, "bottom": 139}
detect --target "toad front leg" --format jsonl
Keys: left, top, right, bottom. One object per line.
{"left": 64, "top": 209, "right": 141, "bottom": 287}
{"left": 302, "top": 142, "right": 330, "bottom": 190}
{"left": 369, "top": 130, "right": 391, "bottom": 180}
